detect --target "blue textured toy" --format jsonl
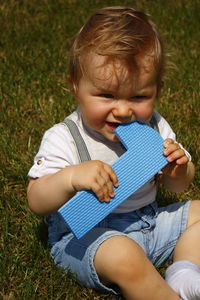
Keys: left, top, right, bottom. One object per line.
{"left": 58, "top": 122, "right": 168, "bottom": 239}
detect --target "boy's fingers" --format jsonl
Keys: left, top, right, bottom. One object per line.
{"left": 99, "top": 173, "right": 115, "bottom": 201}
{"left": 92, "top": 182, "right": 108, "bottom": 202}
{"left": 167, "top": 148, "right": 184, "bottom": 162}
{"left": 163, "top": 138, "right": 174, "bottom": 148}
{"left": 93, "top": 175, "right": 112, "bottom": 202}
{"left": 103, "top": 164, "right": 118, "bottom": 187}
{"left": 107, "top": 180, "right": 115, "bottom": 198}
{"left": 89, "top": 162, "right": 118, "bottom": 202}
{"left": 163, "top": 142, "right": 179, "bottom": 156}
{"left": 176, "top": 155, "right": 189, "bottom": 165}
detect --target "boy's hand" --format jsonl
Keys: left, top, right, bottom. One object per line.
{"left": 162, "top": 138, "right": 189, "bottom": 178}
{"left": 70, "top": 160, "right": 118, "bottom": 202}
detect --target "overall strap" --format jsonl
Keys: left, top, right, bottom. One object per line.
{"left": 62, "top": 118, "right": 91, "bottom": 162}
{"left": 149, "top": 113, "right": 159, "bottom": 133}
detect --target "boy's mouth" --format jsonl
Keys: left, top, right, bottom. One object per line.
{"left": 106, "top": 122, "right": 121, "bottom": 131}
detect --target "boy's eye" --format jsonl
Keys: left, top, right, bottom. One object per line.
{"left": 132, "top": 95, "right": 147, "bottom": 100}
{"left": 99, "top": 93, "right": 114, "bottom": 99}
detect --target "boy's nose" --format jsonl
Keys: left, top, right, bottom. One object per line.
{"left": 112, "top": 99, "right": 134, "bottom": 120}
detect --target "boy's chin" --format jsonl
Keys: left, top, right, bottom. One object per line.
{"left": 98, "top": 127, "right": 119, "bottom": 142}
{"left": 104, "top": 132, "right": 119, "bottom": 142}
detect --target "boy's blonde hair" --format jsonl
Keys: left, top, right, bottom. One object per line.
{"left": 68, "top": 6, "right": 164, "bottom": 93}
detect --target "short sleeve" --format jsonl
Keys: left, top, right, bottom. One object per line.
{"left": 154, "top": 110, "right": 176, "bottom": 141}
{"left": 28, "top": 123, "right": 80, "bottom": 178}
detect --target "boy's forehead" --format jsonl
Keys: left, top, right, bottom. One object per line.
{"left": 94, "top": 58, "right": 129, "bottom": 89}
{"left": 84, "top": 53, "right": 156, "bottom": 90}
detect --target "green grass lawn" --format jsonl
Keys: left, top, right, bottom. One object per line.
{"left": 0, "top": 0, "right": 199, "bottom": 299}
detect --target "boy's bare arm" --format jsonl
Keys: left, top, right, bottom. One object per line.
{"left": 27, "top": 166, "right": 76, "bottom": 216}
{"left": 27, "top": 161, "right": 118, "bottom": 216}
{"left": 159, "top": 139, "right": 195, "bottom": 192}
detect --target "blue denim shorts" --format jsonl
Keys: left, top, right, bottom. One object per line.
{"left": 50, "top": 200, "right": 191, "bottom": 295}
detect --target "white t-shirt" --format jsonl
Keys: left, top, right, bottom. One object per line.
{"left": 28, "top": 108, "right": 191, "bottom": 213}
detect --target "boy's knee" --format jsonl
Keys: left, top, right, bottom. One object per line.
{"left": 94, "top": 235, "right": 147, "bottom": 284}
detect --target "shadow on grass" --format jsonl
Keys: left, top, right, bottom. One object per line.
{"left": 35, "top": 219, "right": 49, "bottom": 247}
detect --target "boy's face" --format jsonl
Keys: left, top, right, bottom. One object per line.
{"left": 75, "top": 53, "right": 158, "bottom": 142}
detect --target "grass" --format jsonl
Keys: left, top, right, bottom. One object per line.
{"left": 0, "top": 0, "right": 199, "bottom": 299}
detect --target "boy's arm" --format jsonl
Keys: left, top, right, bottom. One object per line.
{"left": 27, "top": 160, "right": 118, "bottom": 216}
{"left": 27, "top": 166, "right": 76, "bottom": 216}
{"left": 159, "top": 138, "right": 195, "bottom": 192}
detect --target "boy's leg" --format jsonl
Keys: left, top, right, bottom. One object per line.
{"left": 165, "top": 200, "right": 200, "bottom": 300}
{"left": 94, "top": 235, "right": 179, "bottom": 300}
{"left": 173, "top": 200, "right": 200, "bottom": 265}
